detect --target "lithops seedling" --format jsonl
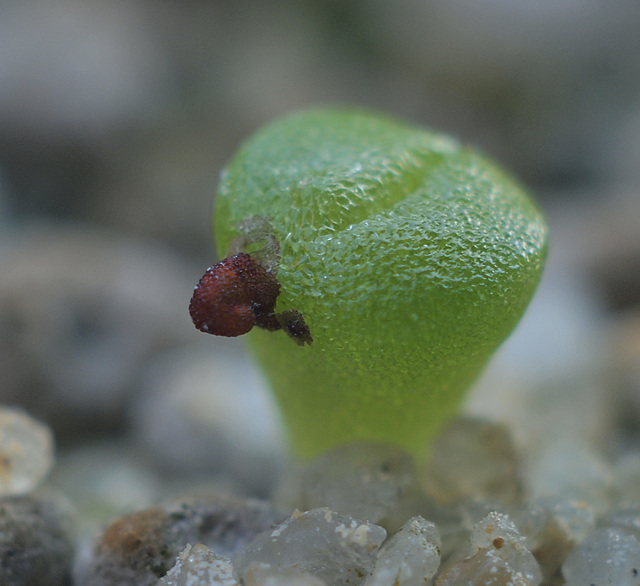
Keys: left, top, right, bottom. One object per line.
{"left": 191, "top": 108, "right": 548, "bottom": 458}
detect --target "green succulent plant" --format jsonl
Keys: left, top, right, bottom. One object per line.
{"left": 202, "top": 108, "right": 548, "bottom": 459}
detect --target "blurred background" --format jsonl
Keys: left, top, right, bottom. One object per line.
{"left": 1, "top": 0, "right": 640, "bottom": 514}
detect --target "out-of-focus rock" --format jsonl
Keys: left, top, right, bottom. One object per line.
{"left": 509, "top": 499, "right": 595, "bottom": 583}
{"left": 0, "top": 0, "right": 177, "bottom": 221}
{"left": 0, "top": 0, "right": 172, "bottom": 141}
{"left": 562, "top": 527, "right": 640, "bottom": 586}
{"left": 611, "top": 455, "right": 640, "bottom": 504}
{"left": 0, "top": 492, "right": 76, "bottom": 586}
{"left": 359, "top": 0, "right": 640, "bottom": 185}
{"left": 131, "top": 344, "right": 285, "bottom": 498}
{"left": 605, "top": 309, "right": 640, "bottom": 443}
{"left": 580, "top": 196, "right": 640, "bottom": 312}
{"left": 523, "top": 440, "right": 612, "bottom": 510}
{"left": 423, "top": 417, "right": 522, "bottom": 505}
{"left": 47, "top": 441, "right": 162, "bottom": 536}
{"left": 0, "top": 223, "right": 197, "bottom": 440}
{"left": 79, "top": 492, "right": 285, "bottom": 586}
{"left": 0, "top": 406, "right": 54, "bottom": 495}
{"left": 293, "top": 442, "right": 417, "bottom": 526}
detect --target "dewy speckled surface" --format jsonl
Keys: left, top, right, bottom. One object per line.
{"left": 215, "top": 108, "right": 548, "bottom": 458}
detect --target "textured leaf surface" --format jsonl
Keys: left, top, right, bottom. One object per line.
{"left": 214, "top": 109, "right": 548, "bottom": 458}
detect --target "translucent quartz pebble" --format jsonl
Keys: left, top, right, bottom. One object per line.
{"left": 524, "top": 440, "right": 612, "bottom": 507}
{"left": 428, "top": 500, "right": 481, "bottom": 561}
{"left": 440, "top": 500, "right": 510, "bottom": 564}
{"left": 233, "top": 507, "right": 386, "bottom": 586}
{"left": 509, "top": 499, "right": 595, "bottom": 582}
{"left": 541, "top": 499, "right": 595, "bottom": 545}
{"left": 424, "top": 418, "right": 521, "bottom": 504}
{"left": 436, "top": 512, "right": 542, "bottom": 586}
{"left": 470, "top": 512, "right": 542, "bottom": 584}
{"left": 562, "top": 528, "right": 640, "bottom": 586}
{"left": 459, "top": 501, "right": 508, "bottom": 531}
{"left": 365, "top": 516, "right": 441, "bottom": 586}
{"left": 611, "top": 455, "right": 640, "bottom": 503}
{"left": 158, "top": 543, "right": 238, "bottom": 586}
{"left": 435, "top": 549, "right": 532, "bottom": 586}
{"left": 0, "top": 406, "right": 54, "bottom": 495}
{"left": 599, "top": 503, "right": 640, "bottom": 540}
{"left": 244, "top": 563, "right": 328, "bottom": 586}
{"left": 299, "top": 442, "right": 417, "bottom": 524}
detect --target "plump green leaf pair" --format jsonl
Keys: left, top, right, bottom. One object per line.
{"left": 214, "top": 108, "right": 548, "bottom": 459}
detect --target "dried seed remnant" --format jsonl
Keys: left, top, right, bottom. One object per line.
{"left": 189, "top": 253, "right": 312, "bottom": 344}
{"left": 278, "top": 309, "right": 313, "bottom": 346}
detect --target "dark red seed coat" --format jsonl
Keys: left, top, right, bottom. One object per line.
{"left": 189, "top": 253, "right": 280, "bottom": 336}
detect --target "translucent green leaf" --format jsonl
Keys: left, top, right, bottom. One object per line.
{"left": 214, "top": 108, "right": 548, "bottom": 458}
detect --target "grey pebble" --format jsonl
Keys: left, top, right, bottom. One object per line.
{"left": 0, "top": 492, "right": 76, "bottom": 586}
{"left": 80, "top": 492, "right": 286, "bottom": 586}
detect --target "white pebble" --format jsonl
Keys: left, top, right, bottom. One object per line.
{"left": 600, "top": 503, "right": 640, "bottom": 540}
{"left": 562, "top": 528, "right": 640, "bottom": 586}
{"left": 158, "top": 543, "right": 238, "bottom": 586}
{"left": 471, "top": 513, "right": 541, "bottom": 585}
{"left": 233, "top": 508, "right": 386, "bottom": 586}
{"left": 0, "top": 406, "right": 54, "bottom": 495}
{"left": 436, "top": 548, "right": 533, "bottom": 586}
{"left": 524, "top": 440, "right": 612, "bottom": 508}
{"left": 365, "top": 516, "right": 441, "bottom": 586}
{"left": 509, "top": 499, "right": 595, "bottom": 582}
{"left": 436, "top": 512, "right": 542, "bottom": 586}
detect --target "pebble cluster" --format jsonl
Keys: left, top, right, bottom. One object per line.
{"left": 5, "top": 397, "right": 640, "bottom": 585}
{"left": 0, "top": 408, "right": 75, "bottom": 585}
